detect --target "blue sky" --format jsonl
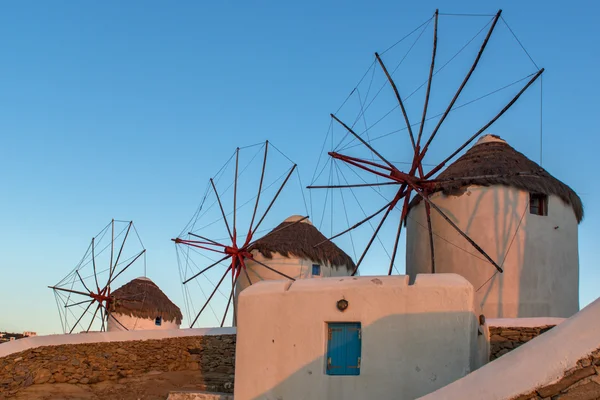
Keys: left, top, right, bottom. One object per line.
{"left": 0, "top": 1, "right": 597, "bottom": 334}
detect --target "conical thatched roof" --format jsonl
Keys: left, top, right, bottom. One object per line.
{"left": 110, "top": 277, "right": 183, "bottom": 324}
{"left": 409, "top": 135, "right": 583, "bottom": 223}
{"left": 248, "top": 215, "right": 355, "bottom": 270}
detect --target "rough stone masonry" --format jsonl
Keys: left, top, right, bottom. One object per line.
{"left": 489, "top": 325, "right": 557, "bottom": 361}
{"left": 0, "top": 334, "right": 235, "bottom": 398}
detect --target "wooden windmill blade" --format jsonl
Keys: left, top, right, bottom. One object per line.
{"left": 50, "top": 219, "right": 146, "bottom": 334}
{"left": 307, "top": 9, "right": 545, "bottom": 277}
{"left": 173, "top": 141, "right": 307, "bottom": 328}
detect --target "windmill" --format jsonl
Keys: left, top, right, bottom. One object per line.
{"left": 173, "top": 141, "right": 308, "bottom": 328}
{"left": 50, "top": 220, "right": 146, "bottom": 333}
{"left": 308, "top": 9, "right": 544, "bottom": 277}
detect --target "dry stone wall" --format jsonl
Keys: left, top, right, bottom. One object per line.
{"left": 510, "top": 347, "right": 600, "bottom": 400}
{"left": 0, "top": 334, "right": 235, "bottom": 398}
{"left": 489, "top": 325, "right": 556, "bottom": 361}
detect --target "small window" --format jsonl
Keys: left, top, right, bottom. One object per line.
{"left": 155, "top": 316, "right": 162, "bottom": 326}
{"left": 529, "top": 193, "right": 548, "bottom": 216}
{"left": 312, "top": 264, "right": 321, "bottom": 276}
{"left": 326, "top": 322, "right": 361, "bottom": 376}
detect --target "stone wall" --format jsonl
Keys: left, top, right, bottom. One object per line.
{"left": 0, "top": 334, "right": 235, "bottom": 397}
{"left": 510, "top": 347, "right": 600, "bottom": 400}
{"left": 489, "top": 325, "right": 556, "bottom": 361}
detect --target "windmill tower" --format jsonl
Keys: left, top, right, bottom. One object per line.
{"left": 108, "top": 276, "right": 183, "bottom": 331}
{"left": 406, "top": 134, "right": 582, "bottom": 318}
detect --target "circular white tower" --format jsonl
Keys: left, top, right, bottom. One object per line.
{"left": 234, "top": 215, "right": 354, "bottom": 308}
{"left": 406, "top": 134, "right": 583, "bottom": 318}
{"left": 107, "top": 277, "right": 183, "bottom": 331}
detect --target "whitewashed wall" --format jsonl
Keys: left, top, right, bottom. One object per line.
{"left": 234, "top": 274, "right": 480, "bottom": 400}
{"left": 417, "top": 297, "right": 600, "bottom": 400}
{"left": 0, "top": 327, "right": 235, "bottom": 359}
{"left": 406, "top": 185, "right": 579, "bottom": 319}
{"left": 106, "top": 313, "right": 180, "bottom": 332}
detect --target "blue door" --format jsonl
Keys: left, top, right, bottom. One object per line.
{"left": 326, "top": 322, "right": 361, "bottom": 375}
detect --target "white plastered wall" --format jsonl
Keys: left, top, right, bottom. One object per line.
{"left": 406, "top": 185, "right": 579, "bottom": 318}
{"left": 0, "top": 327, "right": 235, "bottom": 359}
{"left": 234, "top": 274, "right": 479, "bottom": 400}
{"left": 417, "top": 296, "right": 600, "bottom": 400}
{"left": 106, "top": 313, "right": 180, "bottom": 332}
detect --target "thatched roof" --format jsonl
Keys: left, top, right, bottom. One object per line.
{"left": 408, "top": 135, "right": 583, "bottom": 223}
{"left": 248, "top": 215, "right": 355, "bottom": 270}
{"left": 110, "top": 277, "right": 183, "bottom": 324}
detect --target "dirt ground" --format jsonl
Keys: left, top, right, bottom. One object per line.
{"left": 1, "top": 370, "right": 228, "bottom": 400}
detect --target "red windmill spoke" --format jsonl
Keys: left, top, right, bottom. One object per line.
{"left": 76, "top": 271, "right": 93, "bottom": 294}
{"left": 251, "top": 164, "right": 297, "bottom": 237}
{"left": 329, "top": 153, "right": 397, "bottom": 182}
{"left": 329, "top": 151, "right": 395, "bottom": 172}
{"left": 210, "top": 178, "right": 234, "bottom": 241}
{"left": 92, "top": 238, "right": 100, "bottom": 292}
{"left": 108, "top": 250, "right": 146, "bottom": 286}
{"left": 387, "top": 194, "right": 413, "bottom": 275}
{"left": 65, "top": 299, "right": 93, "bottom": 308}
{"left": 313, "top": 201, "right": 394, "bottom": 248}
{"left": 375, "top": 52, "right": 416, "bottom": 151}
{"left": 424, "top": 68, "right": 545, "bottom": 179}
{"left": 248, "top": 141, "right": 269, "bottom": 238}
{"left": 190, "top": 265, "right": 233, "bottom": 328}
{"left": 221, "top": 271, "right": 242, "bottom": 328}
{"left": 108, "top": 221, "right": 132, "bottom": 285}
{"left": 182, "top": 255, "right": 232, "bottom": 285}
{"left": 109, "top": 220, "right": 114, "bottom": 286}
{"left": 307, "top": 181, "right": 400, "bottom": 190}
{"left": 416, "top": 9, "right": 439, "bottom": 148}
{"left": 241, "top": 257, "right": 252, "bottom": 286}
{"left": 180, "top": 239, "right": 226, "bottom": 248}
{"left": 50, "top": 286, "right": 93, "bottom": 298}
{"left": 233, "top": 147, "right": 240, "bottom": 246}
{"left": 188, "top": 233, "right": 228, "bottom": 248}
{"left": 424, "top": 203, "right": 436, "bottom": 273}
{"left": 86, "top": 304, "right": 101, "bottom": 332}
{"left": 173, "top": 239, "right": 226, "bottom": 254}
{"left": 68, "top": 300, "right": 95, "bottom": 334}
{"left": 350, "top": 199, "right": 401, "bottom": 276}
{"left": 331, "top": 114, "right": 396, "bottom": 170}
{"left": 419, "top": 10, "right": 502, "bottom": 157}
{"left": 407, "top": 182, "right": 503, "bottom": 273}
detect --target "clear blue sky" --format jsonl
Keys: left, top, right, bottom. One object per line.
{"left": 0, "top": 1, "right": 597, "bottom": 334}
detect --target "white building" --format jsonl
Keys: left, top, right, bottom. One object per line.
{"left": 235, "top": 215, "right": 354, "bottom": 300}
{"left": 107, "top": 277, "right": 183, "bottom": 331}
{"left": 406, "top": 134, "right": 583, "bottom": 319}
{"left": 234, "top": 274, "right": 483, "bottom": 400}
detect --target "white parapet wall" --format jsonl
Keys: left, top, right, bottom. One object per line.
{"left": 416, "top": 297, "right": 600, "bottom": 400}
{"left": 234, "top": 273, "right": 481, "bottom": 400}
{"left": 0, "top": 327, "right": 236, "bottom": 359}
